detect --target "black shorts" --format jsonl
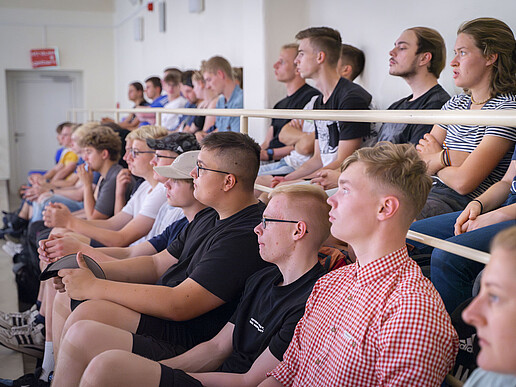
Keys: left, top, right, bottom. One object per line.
{"left": 131, "top": 314, "right": 195, "bottom": 361}
{"left": 159, "top": 364, "right": 203, "bottom": 387}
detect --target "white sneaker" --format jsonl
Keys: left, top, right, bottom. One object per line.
{"left": 0, "top": 304, "right": 38, "bottom": 330}
{"left": 2, "top": 241, "right": 23, "bottom": 257}
{"left": 0, "top": 323, "right": 44, "bottom": 358}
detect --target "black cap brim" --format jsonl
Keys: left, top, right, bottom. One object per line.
{"left": 40, "top": 254, "right": 106, "bottom": 281}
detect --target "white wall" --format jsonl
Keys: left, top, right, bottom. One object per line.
{"left": 0, "top": 4, "right": 115, "bottom": 180}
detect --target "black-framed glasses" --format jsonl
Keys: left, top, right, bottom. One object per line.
{"left": 130, "top": 148, "right": 155, "bottom": 158}
{"left": 153, "top": 154, "right": 177, "bottom": 160}
{"left": 196, "top": 162, "right": 236, "bottom": 182}
{"left": 261, "top": 217, "right": 308, "bottom": 232}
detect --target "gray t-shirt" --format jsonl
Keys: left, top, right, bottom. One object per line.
{"left": 94, "top": 163, "right": 124, "bottom": 217}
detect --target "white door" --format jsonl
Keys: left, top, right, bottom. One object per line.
{"left": 6, "top": 70, "right": 83, "bottom": 193}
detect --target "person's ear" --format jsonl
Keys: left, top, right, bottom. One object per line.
{"left": 339, "top": 64, "right": 353, "bottom": 79}
{"left": 317, "top": 51, "right": 326, "bottom": 64}
{"left": 485, "top": 52, "right": 498, "bottom": 67}
{"left": 222, "top": 173, "right": 237, "bottom": 191}
{"left": 293, "top": 221, "right": 308, "bottom": 240}
{"left": 101, "top": 149, "right": 110, "bottom": 160}
{"left": 377, "top": 196, "right": 400, "bottom": 221}
{"left": 217, "top": 69, "right": 226, "bottom": 80}
{"left": 419, "top": 52, "right": 432, "bottom": 67}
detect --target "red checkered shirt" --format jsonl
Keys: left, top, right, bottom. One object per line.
{"left": 268, "top": 247, "right": 458, "bottom": 386}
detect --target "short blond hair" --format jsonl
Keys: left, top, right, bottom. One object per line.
{"left": 201, "top": 56, "right": 233, "bottom": 79}
{"left": 282, "top": 43, "right": 299, "bottom": 51}
{"left": 342, "top": 142, "right": 432, "bottom": 221}
{"left": 491, "top": 225, "right": 516, "bottom": 252}
{"left": 72, "top": 121, "right": 101, "bottom": 141}
{"left": 269, "top": 184, "right": 331, "bottom": 248}
{"left": 126, "top": 125, "right": 168, "bottom": 142}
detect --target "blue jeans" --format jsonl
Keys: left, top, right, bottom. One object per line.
{"left": 31, "top": 195, "right": 84, "bottom": 222}
{"left": 409, "top": 198, "right": 516, "bottom": 314}
{"left": 258, "top": 159, "right": 295, "bottom": 176}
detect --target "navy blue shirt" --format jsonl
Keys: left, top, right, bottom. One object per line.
{"left": 148, "top": 216, "right": 189, "bottom": 252}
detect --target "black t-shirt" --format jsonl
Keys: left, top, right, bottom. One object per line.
{"left": 220, "top": 263, "right": 326, "bottom": 373}
{"left": 376, "top": 84, "right": 450, "bottom": 144}
{"left": 269, "top": 84, "right": 321, "bottom": 149}
{"left": 314, "top": 78, "right": 372, "bottom": 159}
{"left": 193, "top": 115, "right": 206, "bottom": 132}
{"left": 160, "top": 203, "right": 270, "bottom": 339}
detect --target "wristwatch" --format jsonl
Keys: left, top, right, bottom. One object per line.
{"left": 267, "top": 148, "right": 274, "bottom": 161}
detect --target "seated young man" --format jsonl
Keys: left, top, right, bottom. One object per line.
{"left": 312, "top": 27, "right": 451, "bottom": 191}
{"left": 197, "top": 56, "right": 243, "bottom": 139}
{"left": 48, "top": 132, "right": 268, "bottom": 371}
{"left": 42, "top": 125, "right": 169, "bottom": 247}
{"left": 257, "top": 42, "right": 365, "bottom": 183}
{"left": 261, "top": 142, "right": 459, "bottom": 386}
{"left": 134, "top": 76, "right": 169, "bottom": 127}
{"left": 26, "top": 122, "right": 79, "bottom": 189}
{"left": 74, "top": 125, "right": 125, "bottom": 220}
{"left": 51, "top": 184, "right": 330, "bottom": 386}
{"left": 266, "top": 27, "right": 371, "bottom": 188}
{"left": 258, "top": 43, "right": 320, "bottom": 164}
{"left": 161, "top": 72, "right": 188, "bottom": 131}
{"left": 144, "top": 133, "right": 199, "bottom": 238}
{"left": 38, "top": 151, "right": 203, "bottom": 264}
{"left": 174, "top": 70, "right": 199, "bottom": 132}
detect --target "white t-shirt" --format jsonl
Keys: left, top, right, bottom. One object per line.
{"left": 122, "top": 182, "right": 167, "bottom": 246}
{"left": 147, "top": 203, "right": 184, "bottom": 240}
{"left": 284, "top": 95, "right": 318, "bottom": 169}
{"left": 162, "top": 96, "right": 188, "bottom": 130}
{"left": 122, "top": 181, "right": 166, "bottom": 219}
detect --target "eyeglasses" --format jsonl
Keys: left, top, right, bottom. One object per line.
{"left": 153, "top": 154, "right": 177, "bottom": 160}
{"left": 261, "top": 217, "right": 308, "bottom": 232}
{"left": 129, "top": 149, "right": 155, "bottom": 158}
{"left": 196, "top": 162, "right": 235, "bottom": 181}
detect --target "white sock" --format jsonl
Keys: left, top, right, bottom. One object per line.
{"left": 40, "top": 341, "right": 54, "bottom": 381}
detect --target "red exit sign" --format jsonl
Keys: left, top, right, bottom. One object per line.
{"left": 30, "top": 48, "right": 59, "bottom": 68}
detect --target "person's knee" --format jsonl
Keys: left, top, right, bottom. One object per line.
{"left": 82, "top": 350, "right": 129, "bottom": 385}
{"left": 64, "top": 320, "right": 95, "bottom": 344}
{"left": 65, "top": 300, "right": 105, "bottom": 328}
{"left": 431, "top": 248, "right": 448, "bottom": 271}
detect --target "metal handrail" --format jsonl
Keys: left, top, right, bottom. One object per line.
{"left": 68, "top": 106, "right": 514, "bottom": 264}
{"left": 69, "top": 107, "right": 516, "bottom": 135}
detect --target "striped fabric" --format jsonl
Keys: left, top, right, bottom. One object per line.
{"left": 438, "top": 93, "right": 516, "bottom": 198}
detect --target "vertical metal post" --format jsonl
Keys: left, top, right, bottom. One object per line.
{"left": 240, "top": 115, "right": 248, "bottom": 134}
{"left": 88, "top": 110, "right": 94, "bottom": 121}
{"left": 156, "top": 112, "right": 162, "bottom": 126}
{"left": 115, "top": 110, "right": 120, "bottom": 122}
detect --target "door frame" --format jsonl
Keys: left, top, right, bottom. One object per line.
{"left": 5, "top": 69, "right": 83, "bottom": 200}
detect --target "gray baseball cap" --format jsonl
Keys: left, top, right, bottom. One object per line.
{"left": 153, "top": 150, "right": 200, "bottom": 179}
